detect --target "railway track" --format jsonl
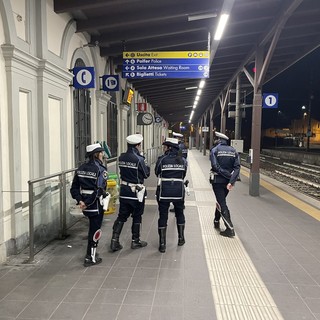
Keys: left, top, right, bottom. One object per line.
{"left": 240, "top": 153, "right": 320, "bottom": 201}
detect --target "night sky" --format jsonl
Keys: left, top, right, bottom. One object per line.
{"left": 262, "top": 46, "right": 320, "bottom": 129}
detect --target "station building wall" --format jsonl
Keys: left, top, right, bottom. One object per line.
{"left": 0, "top": 0, "right": 165, "bottom": 262}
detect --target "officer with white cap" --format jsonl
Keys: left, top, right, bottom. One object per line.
{"left": 173, "top": 132, "right": 188, "bottom": 159}
{"left": 155, "top": 137, "right": 188, "bottom": 253}
{"left": 110, "top": 134, "right": 150, "bottom": 252}
{"left": 209, "top": 131, "right": 240, "bottom": 237}
{"left": 70, "top": 143, "right": 108, "bottom": 267}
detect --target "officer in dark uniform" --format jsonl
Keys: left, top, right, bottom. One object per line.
{"left": 173, "top": 131, "right": 188, "bottom": 159}
{"left": 110, "top": 134, "right": 150, "bottom": 252}
{"left": 209, "top": 132, "right": 240, "bottom": 237}
{"left": 169, "top": 132, "right": 188, "bottom": 213}
{"left": 70, "top": 143, "right": 108, "bottom": 267}
{"left": 155, "top": 138, "right": 188, "bottom": 253}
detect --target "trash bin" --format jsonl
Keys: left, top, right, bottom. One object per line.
{"left": 104, "top": 176, "right": 119, "bottom": 215}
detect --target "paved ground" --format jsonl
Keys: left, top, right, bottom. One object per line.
{"left": 1, "top": 149, "right": 320, "bottom": 320}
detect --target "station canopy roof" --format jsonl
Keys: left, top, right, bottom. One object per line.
{"left": 54, "top": 0, "right": 320, "bottom": 125}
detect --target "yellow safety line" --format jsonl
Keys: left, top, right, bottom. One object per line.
{"left": 241, "top": 169, "right": 320, "bottom": 221}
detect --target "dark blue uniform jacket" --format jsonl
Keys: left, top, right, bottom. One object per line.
{"left": 118, "top": 147, "right": 150, "bottom": 201}
{"left": 70, "top": 159, "right": 108, "bottom": 216}
{"left": 155, "top": 149, "right": 188, "bottom": 201}
{"left": 179, "top": 142, "right": 188, "bottom": 159}
{"left": 209, "top": 141, "right": 240, "bottom": 185}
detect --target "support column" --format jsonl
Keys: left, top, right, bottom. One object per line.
{"left": 249, "top": 47, "right": 263, "bottom": 196}
{"left": 235, "top": 75, "right": 241, "bottom": 140}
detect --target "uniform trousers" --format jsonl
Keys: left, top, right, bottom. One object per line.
{"left": 157, "top": 200, "right": 185, "bottom": 228}
{"left": 211, "top": 183, "right": 230, "bottom": 212}
{"left": 86, "top": 203, "right": 104, "bottom": 256}
{"left": 117, "top": 199, "right": 145, "bottom": 224}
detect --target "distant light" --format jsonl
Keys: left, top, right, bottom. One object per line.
{"left": 301, "top": 105, "right": 306, "bottom": 110}
{"left": 195, "top": 96, "right": 199, "bottom": 101}
{"left": 214, "top": 14, "right": 229, "bottom": 40}
{"left": 184, "top": 105, "right": 193, "bottom": 108}
{"left": 197, "top": 89, "right": 202, "bottom": 96}
{"left": 199, "top": 80, "right": 205, "bottom": 88}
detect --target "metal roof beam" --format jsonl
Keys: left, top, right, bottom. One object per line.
{"left": 76, "top": 2, "right": 218, "bottom": 32}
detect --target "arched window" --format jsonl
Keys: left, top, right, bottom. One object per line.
{"left": 73, "top": 58, "right": 91, "bottom": 166}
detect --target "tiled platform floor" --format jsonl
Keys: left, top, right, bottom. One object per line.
{"left": 1, "top": 149, "right": 320, "bottom": 320}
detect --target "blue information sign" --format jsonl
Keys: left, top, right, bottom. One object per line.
{"left": 262, "top": 93, "right": 278, "bottom": 109}
{"left": 122, "top": 71, "right": 208, "bottom": 79}
{"left": 122, "top": 51, "right": 210, "bottom": 79}
{"left": 72, "top": 67, "right": 95, "bottom": 89}
{"left": 102, "top": 75, "right": 119, "bottom": 91}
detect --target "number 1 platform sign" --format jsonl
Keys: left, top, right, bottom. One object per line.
{"left": 262, "top": 93, "right": 278, "bottom": 109}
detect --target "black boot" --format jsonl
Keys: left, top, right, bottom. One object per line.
{"left": 158, "top": 227, "right": 166, "bottom": 253}
{"left": 177, "top": 224, "right": 185, "bottom": 246}
{"left": 131, "top": 223, "right": 147, "bottom": 249}
{"left": 84, "top": 243, "right": 102, "bottom": 267}
{"left": 220, "top": 209, "right": 235, "bottom": 238}
{"left": 220, "top": 228, "right": 235, "bottom": 237}
{"left": 110, "top": 221, "right": 124, "bottom": 252}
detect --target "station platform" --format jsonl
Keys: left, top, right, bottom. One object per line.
{"left": 1, "top": 149, "right": 320, "bottom": 320}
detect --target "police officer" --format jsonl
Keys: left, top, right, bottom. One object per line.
{"left": 110, "top": 134, "right": 150, "bottom": 252}
{"left": 173, "top": 132, "right": 188, "bottom": 159}
{"left": 155, "top": 138, "right": 188, "bottom": 253}
{"left": 209, "top": 132, "right": 240, "bottom": 237}
{"left": 170, "top": 132, "right": 188, "bottom": 213}
{"left": 70, "top": 143, "right": 108, "bottom": 267}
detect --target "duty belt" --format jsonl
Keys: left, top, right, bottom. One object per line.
{"left": 81, "top": 190, "right": 94, "bottom": 195}
{"left": 121, "top": 180, "right": 137, "bottom": 187}
{"left": 160, "top": 178, "right": 184, "bottom": 182}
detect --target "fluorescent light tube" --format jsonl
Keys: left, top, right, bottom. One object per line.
{"left": 199, "top": 80, "right": 205, "bottom": 88}
{"left": 188, "top": 13, "right": 217, "bottom": 21}
{"left": 214, "top": 14, "right": 229, "bottom": 40}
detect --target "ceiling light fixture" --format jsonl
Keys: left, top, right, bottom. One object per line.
{"left": 214, "top": 13, "right": 229, "bottom": 40}
{"left": 199, "top": 80, "right": 206, "bottom": 88}
{"left": 188, "top": 13, "right": 217, "bottom": 21}
{"left": 185, "top": 86, "right": 197, "bottom": 90}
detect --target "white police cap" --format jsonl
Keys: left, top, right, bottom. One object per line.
{"left": 86, "top": 143, "right": 104, "bottom": 157}
{"left": 215, "top": 131, "right": 229, "bottom": 140}
{"left": 162, "top": 137, "right": 179, "bottom": 149}
{"left": 172, "top": 132, "right": 183, "bottom": 138}
{"left": 126, "top": 134, "right": 143, "bottom": 145}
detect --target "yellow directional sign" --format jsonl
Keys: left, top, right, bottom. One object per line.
{"left": 123, "top": 51, "right": 210, "bottom": 59}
